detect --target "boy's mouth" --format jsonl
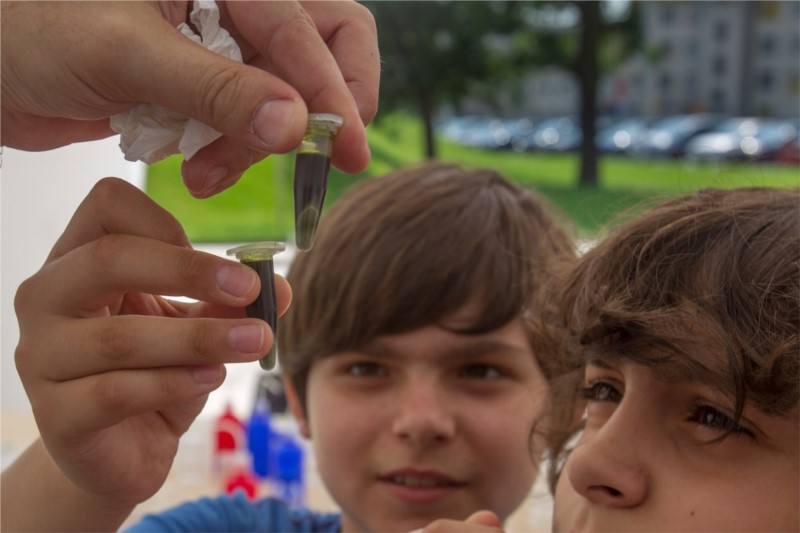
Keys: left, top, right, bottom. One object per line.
{"left": 378, "top": 470, "right": 467, "bottom": 504}
{"left": 385, "top": 474, "right": 460, "bottom": 488}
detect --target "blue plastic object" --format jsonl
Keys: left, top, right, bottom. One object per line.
{"left": 246, "top": 398, "right": 272, "bottom": 479}
{"left": 274, "top": 433, "right": 305, "bottom": 508}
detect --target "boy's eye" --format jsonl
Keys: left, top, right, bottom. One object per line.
{"left": 347, "top": 361, "right": 387, "bottom": 377}
{"left": 580, "top": 381, "right": 622, "bottom": 403}
{"left": 688, "top": 405, "right": 756, "bottom": 440}
{"left": 458, "top": 363, "right": 502, "bottom": 380}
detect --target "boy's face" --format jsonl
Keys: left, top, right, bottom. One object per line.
{"left": 288, "top": 310, "right": 549, "bottom": 533}
{"left": 553, "top": 359, "right": 800, "bottom": 532}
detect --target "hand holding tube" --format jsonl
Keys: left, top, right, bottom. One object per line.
{"left": 2, "top": 178, "right": 291, "bottom": 531}
{"left": 0, "top": 0, "right": 378, "bottom": 197}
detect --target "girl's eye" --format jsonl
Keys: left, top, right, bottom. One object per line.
{"left": 459, "top": 364, "right": 502, "bottom": 380}
{"left": 688, "top": 405, "right": 756, "bottom": 440}
{"left": 347, "top": 362, "right": 387, "bottom": 377}
{"left": 580, "top": 381, "right": 622, "bottom": 403}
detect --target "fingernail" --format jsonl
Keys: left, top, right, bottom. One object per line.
{"left": 228, "top": 324, "right": 264, "bottom": 354}
{"left": 252, "top": 99, "right": 297, "bottom": 148}
{"left": 216, "top": 265, "right": 256, "bottom": 298}
{"left": 192, "top": 365, "right": 223, "bottom": 384}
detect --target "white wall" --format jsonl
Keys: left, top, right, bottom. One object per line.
{"left": 1, "top": 138, "right": 145, "bottom": 411}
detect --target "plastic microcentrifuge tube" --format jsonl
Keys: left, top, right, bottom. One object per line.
{"left": 293, "top": 113, "right": 344, "bottom": 251}
{"left": 227, "top": 241, "right": 285, "bottom": 371}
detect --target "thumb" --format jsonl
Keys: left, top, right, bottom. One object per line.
{"left": 465, "top": 510, "right": 502, "bottom": 528}
{"left": 126, "top": 23, "right": 308, "bottom": 155}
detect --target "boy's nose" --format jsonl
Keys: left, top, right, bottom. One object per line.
{"left": 564, "top": 417, "right": 649, "bottom": 509}
{"left": 391, "top": 380, "right": 456, "bottom": 447}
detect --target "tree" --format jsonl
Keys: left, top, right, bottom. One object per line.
{"left": 364, "top": 1, "right": 640, "bottom": 187}
{"left": 514, "top": 1, "right": 641, "bottom": 188}
{"left": 362, "top": 1, "right": 526, "bottom": 158}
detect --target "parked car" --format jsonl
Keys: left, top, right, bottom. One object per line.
{"left": 684, "top": 117, "right": 798, "bottom": 161}
{"left": 437, "top": 115, "right": 486, "bottom": 145}
{"left": 504, "top": 118, "right": 536, "bottom": 152}
{"left": 511, "top": 116, "right": 579, "bottom": 152}
{"left": 633, "top": 113, "right": 723, "bottom": 157}
{"left": 439, "top": 116, "right": 530, "bottom": 150}
{"left": 774, "top": 134, "right": 800, "bottom": 165}
{"left": 596, "top": 117, "right": 649, "bottom": 154}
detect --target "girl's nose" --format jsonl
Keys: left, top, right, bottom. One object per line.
{"left": 564, "top": 416, "right": 649, "bottom": 508}
{"left": 391, "top": 379, "right": 456, "bottom": 447}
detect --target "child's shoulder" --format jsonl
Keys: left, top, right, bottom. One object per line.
{"left": 124, "top": 492, "right": 341, "bottom": 533}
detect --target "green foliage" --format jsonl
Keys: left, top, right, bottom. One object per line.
{"left": 362, "top": 1, "right": 525, "bottom": 112}
{"left": 146, "top": 113, "right": 800, "bottom": 242}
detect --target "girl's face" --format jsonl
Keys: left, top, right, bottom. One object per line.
{"left": 288, "top": 311, "right": 549, "bottom": 533}
{"left": 553, "top": 359, "right": 799, "bottom": 532}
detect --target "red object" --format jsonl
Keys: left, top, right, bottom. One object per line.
{"left": 215, "top": 403, "right": 244, "bottom": 453}
{"left": 213, "top": 404, "right": 245, "bottom": 478}
{"left": 225, "top": 468, "right": 259, "bottom": 500}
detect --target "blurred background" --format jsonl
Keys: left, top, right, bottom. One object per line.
{"left": 147, "top": 0, "right": 799, "bottom": 244}
{"left": 2, "top": 1, "right": 798, "bottom": 530}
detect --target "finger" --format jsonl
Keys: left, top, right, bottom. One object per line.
{"left": 34, "top": 365, "right": 228, "bottom": 437}
{"left": 184, "top": 273, "right": 293, "bottom": 319}
{"left": 301, "top": 0, "right": 379, "bottom": 171}
{"left": 27, "top": 315, "right": 268, "bottom": 381}
{"left": 0, "top": 112, "right": 113, "bottom": 151}
{"left": 226, "top": 1, "right": 375, "bottom": 173}
{"left": 119, "top": 14, "right": 308, "bottom": 157}
{"left": 36, "top": 235, "right": 260, "bottom": 313}
{"left": 301, "top": 1, "right": 380, "bottom": 126}
{"left": 179, "top": 136, "right": 260, "bottom": 198}
{"left": 465, "top": 510, "right": 502, "bottom": 528}
{"left": 47, "top": 178, "right": 191, "bottom": 263}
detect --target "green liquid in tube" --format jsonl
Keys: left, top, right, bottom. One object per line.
{"left": 293, "top": 113, "right": 342, "bottom": 251}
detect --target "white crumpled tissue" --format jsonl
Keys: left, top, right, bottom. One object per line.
{"left": 110, "top": 0, "right": 242, "bottom": 163}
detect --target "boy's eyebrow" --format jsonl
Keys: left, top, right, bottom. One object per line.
{"left": 358, "top": 338, "right": 532, "bottom": 361}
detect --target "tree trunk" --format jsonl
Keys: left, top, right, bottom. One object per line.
{"left": 576, "top": 1, "right": 600, "bottom": 188}
{"left": 420, "top": 92, "right": 436, "bottom": 159}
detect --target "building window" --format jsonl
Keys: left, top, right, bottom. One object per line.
{"left": 710, "top": 88, "right": 726, "bottom": 111}
{"left": 660, "top": 73, "right": 672, "bottom": 92}
{"left": 760, "top": 35, "right": 776, "bottom": 54}
{"left": 713, "top": 56, "right": 727, "bottom": 76}
{"left": 687, "top": 73, "right": 699, "bottom": 99}
{"left": 660, "top": 5, "right": 675, "bottom": 25}
{"left": 714, "top": 20, "right": 728, "bottom": 42}
{"left": 687, "top": 39, "right": 700, "bottom": 58}
{"left": 662, "top": 41, "right": 673, "bottom": 59}
{"left": 759, "top": 70, "right": 775, "bottom": 91}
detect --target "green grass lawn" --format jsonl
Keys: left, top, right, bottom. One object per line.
{"left": 146, "top": 113, "right": 800, "bottom": 242}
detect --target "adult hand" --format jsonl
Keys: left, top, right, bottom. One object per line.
{"left": 10, "top": 178, "right": 291, "bottom": 529}
{"left": 1, "top": 1, "right": 379, "bottom": 197}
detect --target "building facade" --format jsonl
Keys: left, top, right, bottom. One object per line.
{"left": 605, "top": 0, "right": 799, "bottom": 119}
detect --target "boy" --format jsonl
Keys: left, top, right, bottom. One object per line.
{"left": 279, "top": 163, "right": 575, "bottom": 532}
{"left": 551, "top": 187, "right": 799, "bottom": 531}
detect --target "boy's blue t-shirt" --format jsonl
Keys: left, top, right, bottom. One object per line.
{"left": 124, "top": 492, "right": 341, "bottom": 533}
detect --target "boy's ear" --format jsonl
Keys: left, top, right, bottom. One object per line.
{"left": 282, "top": 376, "right": 311, "bottom": 439}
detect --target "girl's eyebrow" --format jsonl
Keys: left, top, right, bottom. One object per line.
{"left": 585, "top": 357, "right": 616, "bottom": 369}
{"left": 586, "top": 350, "right": 721, "bottom": 385}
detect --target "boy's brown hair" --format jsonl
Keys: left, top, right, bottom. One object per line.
{"left": 278, "top": 162, "right": 575, "bottom": 414}
{"left": 558, "top": 187, "right": 799, "bottom": 442}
